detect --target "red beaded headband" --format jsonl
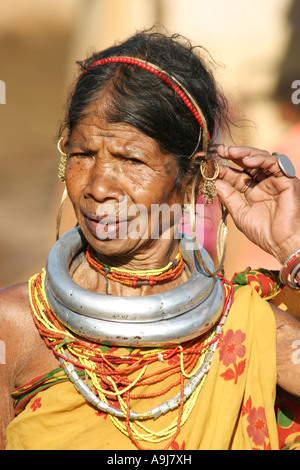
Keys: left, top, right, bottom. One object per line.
{"left": 82, "top": 56, "right": 210, "bottom": 151}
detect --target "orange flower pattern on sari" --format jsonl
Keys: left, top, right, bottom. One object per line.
{"left": 242, "top": 396, "right": 270, "bottom": 449}
{"left": 219, "top": 329, "right": 246, "bottom": 384}
{"left": 247, "top": 406, "right": 269, "bottom": 447}
{"left": 30, "top": 397, "right": 42, "bottom": 412}
{"left": 171, "top": 440, "right": 185, "bottom": 450}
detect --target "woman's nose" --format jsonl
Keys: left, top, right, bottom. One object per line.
{"left": 83, "top": 162, "right": 124, "bottom": 203}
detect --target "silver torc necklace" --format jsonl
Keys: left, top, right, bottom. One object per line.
{"left": 43, "top": 227, "right": 232, "bottom": 421}
{"left": 45, "top": 227, "right": 225, "bottom": 347}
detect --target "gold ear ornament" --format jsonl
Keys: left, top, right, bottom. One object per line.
{"left": 200, "top": 159, "right": 219, "bottom": 205}
{"left": 56, "top": 137, "right": 68, "bottom": 240}
{"left": 57, "top": 137, "right": 67, "bottom": 183}
{"left": 189, "top": 160, "right": 227, "bottom": 276}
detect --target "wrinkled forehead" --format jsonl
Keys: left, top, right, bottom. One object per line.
{"left": 66, "top": 109, "right": 168, "bottom": 164}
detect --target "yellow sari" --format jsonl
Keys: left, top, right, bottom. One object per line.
{"left": 6, "top": 268, "right": 286, "bottom": 450}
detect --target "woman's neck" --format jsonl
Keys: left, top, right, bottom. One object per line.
{"left": 72, "top": 238, "right": 190, "bottom": 296}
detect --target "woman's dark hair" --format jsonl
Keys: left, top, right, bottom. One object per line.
{"left": 60, "top": 28, "right": 230, "bottom": 179}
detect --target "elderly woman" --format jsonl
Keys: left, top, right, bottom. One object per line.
{"left": 1, "top": 30, "right": 300, "bottom": 451}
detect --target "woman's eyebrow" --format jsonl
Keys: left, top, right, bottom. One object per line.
{"left": 124, "top": 148, "right": 148, "bottom": 159}
{"left": 105, "top": 139, "right": 147, "bottom": 159}
{"left": 67, "top": 131, "right": 117, "bottom": 152}
{"left": 67, "top": 142, "right": 91, "bottom": 153}
{"left": 98, "top": 130, "right": 116, "bottom": 138}
{"left": 123, "top": 144, "right": 152, "bottom": 160}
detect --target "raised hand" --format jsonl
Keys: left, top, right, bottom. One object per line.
{"left": 215, "top": 145, "right": 300, "bottom": 264}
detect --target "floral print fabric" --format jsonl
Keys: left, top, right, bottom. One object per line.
{"left": 6, "top": 283, "right": 284, "bottom": 450}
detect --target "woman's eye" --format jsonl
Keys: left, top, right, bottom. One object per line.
{"left": 70, "top": 152, "right": 93, "bottom": 158}
{"left": 128, "top": 157, "right": 143, "bottom": 164}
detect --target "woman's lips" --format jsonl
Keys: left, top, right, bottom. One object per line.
{"left": 85, "top": 216, "right": 129, "bottom": 240}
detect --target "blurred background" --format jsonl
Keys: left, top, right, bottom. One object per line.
{"left": 0, "top": 0, "right": 299, "bottom": 287}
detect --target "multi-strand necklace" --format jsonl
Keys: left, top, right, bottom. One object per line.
{"left": 85, "top": 244, "right": 185, "bottom": 291}
{"left": 29, "top": 260, "right": 233, "bottom": 450}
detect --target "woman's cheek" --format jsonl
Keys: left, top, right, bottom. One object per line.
{"left": 65, "top": 162, "right": 88, "bottom": 201}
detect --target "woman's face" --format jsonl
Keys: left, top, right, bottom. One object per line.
{"left": 64, "top": 97, "right": 188, "bottom": 259}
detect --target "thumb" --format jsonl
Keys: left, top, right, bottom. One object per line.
{"left": 215, "top": 180, "right": 249, "bottom": 224}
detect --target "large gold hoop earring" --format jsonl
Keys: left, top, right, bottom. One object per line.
{"left": 57, "top": 137, "right": 67, "bottom": 183}
{"left": 190, "top": 173, "right": 227, "bottom": 276}
{"left": 56, "top": 137, "right": 68, "bottom": 240}
{"left": 56, "top": 186, "right": 68, "bottom": 241}
{"left": 216, "top": 204, "right": 228, "bottom": 274}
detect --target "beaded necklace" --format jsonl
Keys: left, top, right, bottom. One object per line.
{"left": 28, "top": 269, "right": 233, "bottom": 450}
{"left": 86, "top": 244, "right": 185, "bottom": 288}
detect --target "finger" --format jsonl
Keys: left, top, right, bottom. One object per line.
{"left": 218, "top": 162, "right": 254, "bottom": 193}
{"left": 217, "top": 161, "right": 276, "bottom": 202}
{"left": 217, "top": 145, "right": 281, "bottom": 176}
{"left": 218, "top": 161, "right": 282, "bottom": 201}
{"left": 215, "top": 179, "right": 250, "bottom": 224}
{"left": 217, "top": 145, "right": 269, "bottom": 160}
{"left": 216, "top": 145, "right": 271, "bottom": 169}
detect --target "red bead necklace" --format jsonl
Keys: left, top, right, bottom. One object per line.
{"left": 85, "top": 244, "right": 185, "bottom": 288}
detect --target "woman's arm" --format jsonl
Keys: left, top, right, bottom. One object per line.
{"left": 0, "top": 373, "right": 15, "bottom": 450}
{"left": 271, "top": 304, "right": 300, "bottom": 398}
{"left": 0, "top": 285, "right": 25, "bottom": 449}
{"left": 215, "top": 145, "right": 300, "bottom": 397}
{"left": 0, "top": 283, "right": 50, "bottom": 449}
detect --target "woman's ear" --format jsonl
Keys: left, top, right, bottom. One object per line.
{"left": 60, "top": 136, "right": 69, "bottom": 155}
{"left": 183, "top": 152, "right": 205, "bottom": 204}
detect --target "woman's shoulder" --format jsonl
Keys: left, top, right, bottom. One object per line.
{"left": 1, "top": 281, "right": 29, "bottom": 299}
{"left": 0, "top": 281, "right": 59, "bottom": 389}
{"left": 0, "top": 283, "right": 37, "bottom": 367}
{"left": 0, "top": 282, "right": 31, "bottom": 330}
